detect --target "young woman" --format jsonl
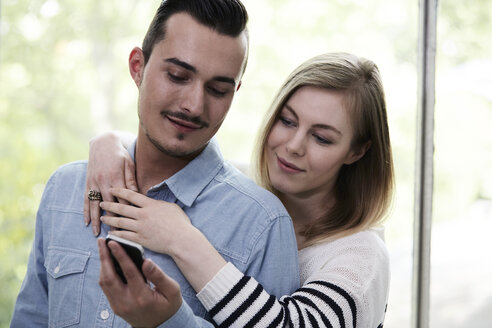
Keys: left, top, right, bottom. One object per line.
{"left": 88, "top": 52, "right": 394, "bottom": 327}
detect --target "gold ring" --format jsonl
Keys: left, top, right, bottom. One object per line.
{"left": 88, "top": 189, "right": 103, "bottom": 201}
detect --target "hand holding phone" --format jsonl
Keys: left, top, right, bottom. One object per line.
{"left": 105, "top": 234, "right": 146, "bottom": 284}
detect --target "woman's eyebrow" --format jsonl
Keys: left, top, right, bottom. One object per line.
{"left": 285, "top": 104, "right": 342, "bottom": 135}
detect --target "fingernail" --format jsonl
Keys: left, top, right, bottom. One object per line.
{"left": 84, "top": 218, "right": 89, "bottom": 226}
{"left": 93, "top": 226, "right": 99, "bottom": 236}
{"left": 145, "top": 259, "right": 155, "bottom": 272}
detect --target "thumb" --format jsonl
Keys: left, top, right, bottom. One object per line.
{"left": 142, "top": 259, "right": 181, "bottom": 297}
{"left": 124, "top": 159, "right": 138, "bottom": 192}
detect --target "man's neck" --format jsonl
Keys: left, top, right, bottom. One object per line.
{"left": 134, "top": 134, "right": 194, "bottom": 194}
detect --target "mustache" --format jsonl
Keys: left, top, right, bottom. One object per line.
{"left": 160, "top": 110, "right": 209, "bottom": 128}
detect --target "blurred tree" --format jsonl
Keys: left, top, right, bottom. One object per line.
{"left": 0, "top": 0, "right": 154, "bottom": 325}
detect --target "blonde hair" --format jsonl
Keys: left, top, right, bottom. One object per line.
{"left": 252, "top": 52, "right": 394, "bottom": 246}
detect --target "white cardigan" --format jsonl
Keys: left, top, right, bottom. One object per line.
{"left": 197, "top": 229, "right": 390, "bottom": 327}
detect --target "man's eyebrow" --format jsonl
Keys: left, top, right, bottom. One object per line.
{"left": 213, "top": 76, "right": 236, "bottom": 86}
{"left": 164, "top": 57, "right": 237, "bottom": 87}
{"left": 165, "top": 57, "right": 196, "bottom": 73}
{"left": 284, "top": 104, "right": 342, "bottom": 135}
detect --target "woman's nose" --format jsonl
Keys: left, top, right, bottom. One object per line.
{"left": 285, "top": 133, "right": 306, "bottom": 157}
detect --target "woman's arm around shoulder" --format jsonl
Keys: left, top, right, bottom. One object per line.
{"left": 197, "top": 230, "right": 390, "bottom": 328}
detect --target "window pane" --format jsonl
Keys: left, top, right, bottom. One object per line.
{"left": 430, "top": 0, "right": 492, "bottom": 326}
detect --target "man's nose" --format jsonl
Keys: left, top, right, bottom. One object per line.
{"left": 179, "top": 83, "right": 205, "bottom": 116}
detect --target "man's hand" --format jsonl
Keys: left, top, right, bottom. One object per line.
{"left": 98, "top": 238, "right": 182, "bottom": 327}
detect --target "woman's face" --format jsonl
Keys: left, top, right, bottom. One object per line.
{"left": 266, "top": 86, "right": 362, "bottom": 199}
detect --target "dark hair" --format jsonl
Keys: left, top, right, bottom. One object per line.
{"left": 142, "top": 0, "right": 249, "bottom": 64}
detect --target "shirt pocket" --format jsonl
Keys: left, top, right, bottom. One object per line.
{"left": 44, "top": 246, "right": 90, "bottom": 328}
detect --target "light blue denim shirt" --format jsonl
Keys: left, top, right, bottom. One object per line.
{"left": 11, "top": 138, "right": 300, "bottom": 328}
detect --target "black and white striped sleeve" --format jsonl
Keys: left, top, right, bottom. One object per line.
{"left": 197, "top": 263, "right": 361, "bottom": 328}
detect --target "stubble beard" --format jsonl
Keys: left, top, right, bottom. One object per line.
{"left": 145, "top": 130, "right": 196, "bottom": 158}
{"left": 142, "top": 124, "right": 208, "bottom": 160}
{"left": 138, "top": 109, "right": 209, "bottom": 159}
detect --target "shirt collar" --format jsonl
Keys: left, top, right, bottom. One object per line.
{"left": 129, "top": 138, "right": 224, "bottom": 207}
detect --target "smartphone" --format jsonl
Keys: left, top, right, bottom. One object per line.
{"left": 105, "top": 234, "right": 146, "bottom": 284}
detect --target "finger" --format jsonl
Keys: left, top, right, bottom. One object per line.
{"left": 109, "top": 176, "right": 131, "bottom": 206}
{"left": 107, "top": 241, "right": 147, "bottom": 291}
{"left": 98, "top": 238, "right": 124, "bottom": 291}
{"left": 90, "top": 197, "right": 102, "bottom": 236}
{"left": 105, "top": 230, "right": 140, "bottom": 244}
{"left": 142, "top": 260, "right": 182, "bottom": 302}
{"left": 101, "top": 188, "right": 116, "bottom": 216}
{"left": 124, "top": 159, "right": 138, "bottom": 192}
{"left": 83, "top": 184, "right": 90, "bottom": 226}
{"left": 100, "top": 215, "right": 138, "bottom": 232}
{"left": 100, "top": 201, "right": 140, "bottom": 219}
{"left": 116, "top": 195, "right": 130, "bottom": 206}
{"left": 110, "top": 188, "right": 148, "bottom": 207}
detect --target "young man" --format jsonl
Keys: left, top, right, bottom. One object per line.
{"left": 10, "top": 1, "right": 299, "bottom": 327}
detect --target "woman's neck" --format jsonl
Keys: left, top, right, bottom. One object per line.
{"left": 279, "top": 191, "right": 335, "bottom": 249}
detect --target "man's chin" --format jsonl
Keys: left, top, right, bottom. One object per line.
{"left": 148, "top": 135, "right": 205, "bottom": 159}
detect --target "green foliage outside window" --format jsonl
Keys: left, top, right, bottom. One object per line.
{"left": 1, "top": 0, "right": 491, "bottom": 326}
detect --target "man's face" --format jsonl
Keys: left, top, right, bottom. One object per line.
{"left": 131, "top": 13, "right": 247, "bottom": 158}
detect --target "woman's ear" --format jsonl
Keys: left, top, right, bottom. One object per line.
{"left": 129, "top": 47, "right": 145, "bottom": 87}
{"left": 344, "top": 141, "right": 372, "bottom": 165}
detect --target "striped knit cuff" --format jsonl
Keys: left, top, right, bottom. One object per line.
{"left": 197, "top": 262, "right": 244, "bottom": 311}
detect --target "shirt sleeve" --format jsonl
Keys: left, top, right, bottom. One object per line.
{"left": 10, "top": 173, "right": 55, "bottom": 327}
{"left": 242, "top": 214, "right": 300, "bottom": 298}
{"left": 157, "top": 299, "right": 215, "bottom": 328}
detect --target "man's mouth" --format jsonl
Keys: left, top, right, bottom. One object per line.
{"left": 161, "top": 111, "right": 208, "bottom": 133}
{"left": 167, "top": 116, "right": 202, "bottom": 130}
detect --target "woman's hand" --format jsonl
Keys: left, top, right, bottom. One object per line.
{"left": 102, "top": 188, "right": 227, "bottom": 293}
{"left": 100, "top": 188, "right": 193, "bottom": 256}
{"left": 84, "top": 131, "right": 138, "bottom": 236}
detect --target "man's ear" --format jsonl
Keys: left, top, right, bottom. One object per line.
{"left": 345, "top": 141, "right": 372, "bottom": 165}
{"left": 129, "top": 47, "right": 145, "bottom": 87}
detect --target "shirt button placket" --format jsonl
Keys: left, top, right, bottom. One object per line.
{"left": 100, "top": 309, "right": 110, "bottom": 320}
{"left": 94, "top": 292, "right": 114, "bottom": 327}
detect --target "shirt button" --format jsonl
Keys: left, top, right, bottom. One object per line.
{"left": 100, "top": 310, "right": 110, "bottom": 320}
{"left": 54, "top": 266, "right": 60, "bottom": 274}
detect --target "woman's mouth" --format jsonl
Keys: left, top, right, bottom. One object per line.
{"left": 277, "top": 156, "right": 305, "bottom": 173}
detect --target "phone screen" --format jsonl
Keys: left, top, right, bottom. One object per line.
{"left": 105, "top": 234, "right": 146, "bottom": 284}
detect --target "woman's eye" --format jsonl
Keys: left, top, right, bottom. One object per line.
{"left": 279, "top": 116, "right": 295, "bottom": 127}
{"left": 314, "top": 134, "right": 332, "bottom": 145}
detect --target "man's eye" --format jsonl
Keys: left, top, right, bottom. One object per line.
{"left": 208, "top": 87, "right": 227, "bottom": 97}
{"left": 167, "top": 72, "right": 187, "bottom": 82}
